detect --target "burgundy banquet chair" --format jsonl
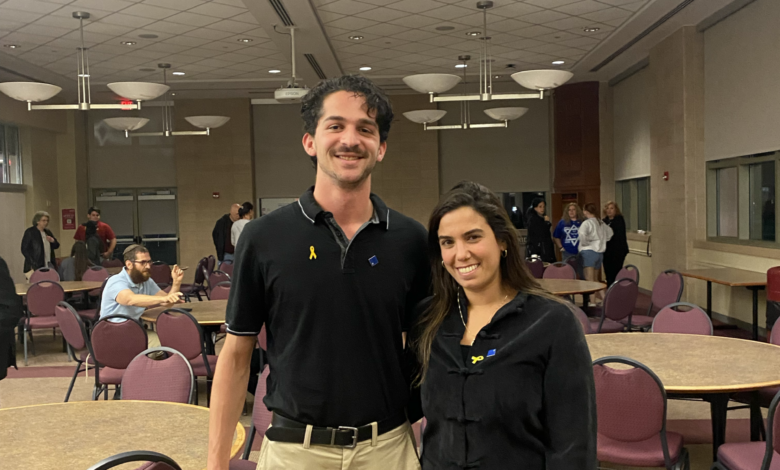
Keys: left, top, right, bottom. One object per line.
{"left": 208, "top": 271, "right": 231, "bottom": 297}
{"left": 542, "top": 262, "right": 576, "bottom": 280}
{"left": 616, "top": 264, "right": 640, "bottom": 286}
{"left": 713, "top": 387, "right": 780, "bottom": 470}
{"left": 651, "top": 302, "right": 713, "bottom": 335}
{"left": 90, "top": 314, "right": 148, "bottom": 400}
{"left": 525, "top": 259, "right": 545, "bottom": 279}
{"left": 150, "top": 261, "right": 172, "bottom": 290}
{"left": 87, "top": 451, "right": 181, "bottom": 470}
{"left": 218, "top": 260, "right": 234, "bottom": 277}
{"left": 180, "top": 257, "right": 209, "bottom": 301}
{"left": 30, "top": 266, "right": 60, "bottom": 283}
{"left": 594, "top": 356, "right": 690, "bottom": 470}
{"left": 54, "top": 301, "right": 95, "bottom": 402}
{"left": 210, "top": 281, "right": 231, "bottom": 301}
{"left": 121, "top": 347, "right": 195, "bottom": 404}
{"left": 591, "top": 278, "right": 638, "bottom": 333}
{"left": 234, "top": 363, "right": 273, "bottom": 466}
{"left": 23, "top": 280, "right": 65, "bottom": 365}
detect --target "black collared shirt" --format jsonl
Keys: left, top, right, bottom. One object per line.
{"left": 226, "top": 187, "right": 430, "bottom": 427}
{"left": 419, "top": 293, "right": 597, "bottom": 470}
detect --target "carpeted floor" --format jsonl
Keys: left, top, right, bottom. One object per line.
{"left": 1, "top": 291, "right": 770, "bottom": 470}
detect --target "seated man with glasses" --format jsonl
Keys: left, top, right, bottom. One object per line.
{"left": 100, "top": 245, "right": 184, "bottom": 323}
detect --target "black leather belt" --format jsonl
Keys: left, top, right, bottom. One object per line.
{"left": 265, "top": 411, "right": 407, "bottom": 448}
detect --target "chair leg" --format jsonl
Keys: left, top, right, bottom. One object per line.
{"left": 103, "top": 386, "right": 108, "bottom": 400}
{"left": 23, "top": 327, "right": 28, "bottom": 366}
{"left": 207, "top": 378, "right": 212, "bottom": 407}
{"left": 64, "top": 362, "right": 82, "bottom": 402}
{"left": 194, "top": 380, "right": 199, "bottom": 406}
{"left": 241, "top": 424, "right": 256, "bottom": 460}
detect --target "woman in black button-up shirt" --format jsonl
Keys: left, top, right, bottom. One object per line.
{"left": 412, "top": 182, "right": 597, "bottom": 470}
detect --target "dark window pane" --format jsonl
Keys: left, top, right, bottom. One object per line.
{"left": 749, "top": 161, "right": 775, "bottom": 241}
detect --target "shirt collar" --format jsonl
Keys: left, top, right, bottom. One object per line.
{"left": 297, "top": 186, "right": 390, "bottom": 230}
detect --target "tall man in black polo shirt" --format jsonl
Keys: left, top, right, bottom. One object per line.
{"left": 208, "top": 75, "right": 430, "bottom": 470}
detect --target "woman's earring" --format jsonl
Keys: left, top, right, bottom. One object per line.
{"left": 441, "top": 260, "right": 445, "bottom": 267}
{"left": 502, "top": 249, "right": 508, "bottom": 258}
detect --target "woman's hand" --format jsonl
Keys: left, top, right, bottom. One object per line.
{"left": 544, "top": 215, "right": 550, "bottom": 222}
{"left": 46, "top": 236, "right": 55, "bottom": 243}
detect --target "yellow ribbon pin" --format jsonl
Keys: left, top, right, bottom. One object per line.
{"left": 471, "top": 356, "right": 484, "bottom": 364}
{"left": 309, "top": 246, "right": 317, "bottom": 260}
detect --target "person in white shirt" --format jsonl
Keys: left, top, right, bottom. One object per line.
{"left": 230, "top": 202, "right": 254, "bottom": 247}
{"left": 578, "top": 203, "right": 613, "bottom": 304}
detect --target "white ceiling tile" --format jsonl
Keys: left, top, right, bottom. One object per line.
{"left": 121, "top": 4, "right": 179, "bottom": 20}
{"left": 519, "top": 10, "right": 570, "bottom": 24}
{"left": 391, "top": 42, "right": 436, "bottom": 54}
{"left": 235, "top": 28, "right": 269, "bottom": 39}
{"left": 84, "top": 22, "right": 135, "bottom": 37}
{"left": 123, "top": 48, "right": 167, "bottom": 59}
{"left": 358, "top": 22, "right": 409, "bottom": 36}
{"left": 183, "top": 27, "right": 233, "bottom": 40}
{"left": 353, "top": 7, "right": 409, "bottom": 22}
{"left": 555, "top": 0, "right": 610, "bottom": 15}
{"left": 338, "top": 43, "right": 381, "bottom": 55}
{"left": 324, "top": 15, "right": 378, "bottom": 31}
{"left": 387, "top": 15, "right": 439, "bottom": 29}
{"left": 544, "top": 16, "right": 595, "bottom": 31}
{"left": 581, "top": 7, "right": 631, "bottom": 22}
{"left": 319, "top": 0, "right": 377, "bottom": 15}
{"left": 423, "top": 35, "right": 465, "bottom": 48}
{"left": 140, "top": 0, "right": 207, "bottom": 9}
{"left": 141, "top": 42, "right": 190, "bottom": 53}
{"left": 224, "top": 62, "right": 260, "bottom": 72}
{"left": 598, "top": 0, "right": 644, "bottom": 5}
{"left": 104, "top": 54, "right": 150, "bottom": 65}
{"left": 89, "top": 43, "right": 139, "bottom": 54}
{"left": 193, "top": 57, "right": 235, "bottom": 68}
{"left": 206, "top": 19, "right": 257, "bottom": 33}
{"left": 421, "top": 5, "right": 473, "bottom": 20}
{"left": 28, "top": 15, "right": 77, "bottom": 29}
{"left": 0, "top": 0, "right": 62, "bottom": 14}
{"left": 0, "top": 8, "right": 45, "bottom": 23}
{"left": 390, "top": 29, "right": 437, "bottom": 42}
{"left": 360, "top": 36, "right": 406, "bottom": 48}
{"left": 387, "top": 0, "right": 442, "bottom": 14}
{"left": 367, "top": 48, "right": 408, "bottom": 60}
{"left": 229, "top": 12, "right": 259, "bottom": 24}
{"left": 558, "top": 36, "right": 599, "bottom": 48}
{"left": 451, "top": 13, "right": 486, "bottom": 27}
{"left": 317, "top": 10, "right": 346, "bottom": 23}
{"left": 487, "top": 18, "right": 535, "bottom": 33}
{"left": 353, "top": 0, "right": 398, "bottom": 6}
{"left": 188, "top": 2, "right": 246, "bottom": 18}
{"left": 513, "top": 25, "right": 558, "bottom": 38}
{"left": 211, "top": 0, "right": 247, "bottom": 7}
{"left": 71, "top": 0, "right": 137, "bottom": 10}
{"left": 14, "top": 23, "right": 71, "bottom": 38}
{"left": 533, "top": 30, "right": 582, "bottom": 42}
{"left": 198, "top": 41, "right": 246, "bottom": 52}
{"left": 62, "top": 30, "right": 119, "bottom": 46}
{"left": 620, "top": 1, "right": 648, "bottom": 12}
{"left": 165, "top": 35, "right": 211, "bottom": 47}
{"left": 101, "top": 13, "right": 157, "bottom": 28}
{"left": 1, "top": 31, "right": 56, "bottom": 46}
{"left": 141, "top": 21, "right": 198, "bottom": 34}
{"left": 488, "top": 2, "right": 544, "bottom": 18}
{"left": 603, "top": 16, "right": 628, "bottom": 27}
{"left": 164, "top": 11, "right": 219, "bottom": 26}
{"left": 524, "top": 0, "right": 580, "bottom": 8}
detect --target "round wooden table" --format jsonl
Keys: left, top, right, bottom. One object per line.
{"left": 143, "top": 300, "right": 227, "bottom": 354}
{"left": 0, "top": 400, "right": 245, "bottom": 470}
{"left": 587, "top": 333, "right": 780, "bottom": 459}
{"left": 14, "top": 280, "right": 104, "bottom": 296}
{"left": 537, "top": 279, "right": 605, "bottom": 296}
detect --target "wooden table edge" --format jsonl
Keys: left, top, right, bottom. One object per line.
{"left": 680, "top": 271, "right": 766, "bottom": 287}
{"left": 0, "top": 400, "right": 245, "bottom": 461}
{"left": 140, "top": 311, "right": 226, "bottom": 326}
{"left": 540, "top": 282, "right": 606, "bottom": 296}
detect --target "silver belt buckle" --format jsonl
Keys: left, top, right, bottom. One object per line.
{"left": 337, "top": 426, "right": 359, "bottom": 448}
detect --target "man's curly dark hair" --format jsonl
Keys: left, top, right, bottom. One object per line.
{"left": 300, "top": 75, "right": 394, "bottom": 169}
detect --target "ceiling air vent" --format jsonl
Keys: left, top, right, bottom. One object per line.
{"left": 305, "top": 54, "right": 327, "bottom": 80}
{"left": 269, "top": 0, "right": 294, "bottom": 27}
{"left": 590, "top": 0, "right": 695, "bottom": 72}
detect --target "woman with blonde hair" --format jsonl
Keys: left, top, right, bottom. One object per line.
{"left": 413, "top": 181, "right": 596, "bottom": 470}
{"left": 603, "top": 201, "right": 629, "bottom": 286}
{"left": 579, "top": 203, "right": 613, "bottom": 304}
{"left": 553, "top": 202, "right": 583, "bottom": 265}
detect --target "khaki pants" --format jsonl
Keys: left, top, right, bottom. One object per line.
{"left": 256, "top": 421, "right": 421, "bottom": 470}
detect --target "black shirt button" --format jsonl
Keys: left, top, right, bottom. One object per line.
{"left": 478, "top": 331, "right": 487, "bottom": 338}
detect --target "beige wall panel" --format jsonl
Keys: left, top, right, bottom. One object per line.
{"left": 613, "top": 67, "right": 651, "bottom": 180}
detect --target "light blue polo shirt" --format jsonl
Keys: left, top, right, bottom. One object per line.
{"left": 100, "top": 268, "right": 161, "bottom": 321}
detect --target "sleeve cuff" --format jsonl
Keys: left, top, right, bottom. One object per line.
{"left": 226, "top": 327, "right": 261, "bottom": 336}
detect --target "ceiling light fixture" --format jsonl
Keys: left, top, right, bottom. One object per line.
{"left": 466, "top": 31, "right": 481, "bottom": 36}
{"left": 237, "top": 38, "right": 253, "bottom": 43}
{"left": 0, "top": 12, "right": 168, "bottom": 111}
{"left": 402, "top": 1, "right": 573, "bottom": 131}
{"left": 172, "top": 71, "right": 185, "bottom": 76}
{"left": 120, "top": 41, "right": 136, "bottom": 46}
{"left": 268, "top": 69, "right": 281, "bottom": 74}
{"left": 105, "top": 63, "right": 229, "bottom": 138}
{"left": 436, "top": 26, "right": 455, "bottom": 31}
{"left": 138, "top": 34, "right": 158, "bottom": 39}
{"left": 583, "top": 27, "right": 600, "bottom": 32}
{"left": 454, "top": 64, "right": 467, "bottom": 68}
{"left": 552, "top": 60, "right": 565, "bottom": 65}
{"left": 359, "top": 66, "right": 372, "bottom": 71}
{"left": 348, "top": 35, "right": 363, "bottom": 40}
{"left": 4, "top": 44, "right": 21, "bottom": 49}
{"left": 272, "top": 26, "right": 309, "bottom": 102}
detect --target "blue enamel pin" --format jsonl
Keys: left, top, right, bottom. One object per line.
{"left": 368, "top": 255, "right": 379, "bottom": 267}
{"left": 486, "top": 349, "right": 496, "bottom": 358}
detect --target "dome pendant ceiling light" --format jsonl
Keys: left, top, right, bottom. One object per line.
{"left": 402, "top": 1, "right": 573, "bottom": 130}
{"left": 0, "top": 12, "right": 169, "bottom": 111}
{"left": 105, "top": 64, "right": 230, "bottom": 138}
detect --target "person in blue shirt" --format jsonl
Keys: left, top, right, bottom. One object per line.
{"left": 553, "top": 203, "right": 583, "bottom": 270}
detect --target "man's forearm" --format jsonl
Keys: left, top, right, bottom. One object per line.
{"left": 126, "top": 293, "right": 172, "bottom": 308}
{"left": 107, "top": 239, "right": 117, "bottom": 255}
{"left": 208, "top": 335, "right": 255, "bottom": 470}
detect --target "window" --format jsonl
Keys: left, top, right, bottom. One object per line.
{"left": 707, "top": 152, "right": 779, "bottom": 245}
{"left": 496, "top": 191, "right": 546, "bottom": 230}
{"left": 615, "top": 177, "right": 651, "bottom": 232}
{"left": 0, "top": 124, "right": 22, "bottom": 184}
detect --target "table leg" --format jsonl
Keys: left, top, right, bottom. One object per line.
{"left": 707, "top": 281, "right": 712, "bottom": 317}
{"left": 748, "top": 286, "right": 764, "bottom": 341}
{"left": 750, "top": 391, "right": 763, "bottom": 441}
{"left": 203, "top": 325, "right": 218, "bottom": 355}
{"left": 583, "top": 293, "right": 590, "bottom": 309}
{"left": 707, "top": 393, "right": 729, "bottom": 462}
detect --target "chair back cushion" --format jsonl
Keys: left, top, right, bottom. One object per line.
{"left": 565, "top": 256, "right": 580, "bottom": 279}
{"left": 594, "top": 364, "right": 664, "bottom": 442}
{"left": 31, "top": 267, "right": 60, "bottom": 283}
{"left": 150, "top": 263, "right": 172, "bottom": 286}
{"left": 219, "top": 262, "right": 234, "bottom": 277}
{"left": 652, "top": 303, "right": 713, "bottom": 335}
{"left": 573, "top": 306, "right": 591, "bottom": 334}
{"left": 92, "top": 317, "right": 148, "bottom": 369}
{"left": 101, "top": 259, "right": 123, "bottom": 268}
{"left": 157, "top": 311, "right": 203, "bottom": 361}
{"left": 252, "top": 365, "right": 273, "bottom": 438}
{"left": 206, "top": 255, "right": 216, "bottom": 275}
{"left": 616, "top": 265, "right": 639, "bottom": 284}
{"left": 651, "top": 270, "right": 684, "bottom": 311}
{"left": 604, "top": 279, "right": 638, "bottom": 321}
{"left": 194, "top": 258, "right": 208, "bottom": 285}
{"left": 208, "top": 271, "right": 230, "bottom": 292}
{"left": 525, "top": 260, "right": 545, "bottom": 279}
{"left": 542, "top": 263, "right": 576, "bottom": 280}
{"left": 122, "top": 348, "right": 193, "bottom": 404}
{"left": 27, "top": 281, "right": 65, "bottom": 317}
{"left": 210, "top": 282, "right": 231, "bottom": 301}
{"left": 83, "top": 266, "right": 110, "bottom": 282}
{"left": 54, "top": 302, "right": 87, "bottom": 350}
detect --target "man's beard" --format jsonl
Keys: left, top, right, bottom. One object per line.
{"left": 129, "top": 267, "right": 150, "bottom": 284}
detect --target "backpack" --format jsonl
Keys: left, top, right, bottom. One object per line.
{"left": 85, "top": 232, "right": 102, "bottom": 265}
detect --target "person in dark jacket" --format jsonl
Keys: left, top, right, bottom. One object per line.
{"left": 211, "top": 203, "right": 240, "bottom": 262}
{"left": 525, "top": 197, "right": 556, "bottom": 263}
{"left": 20, "top": 211, "right": 60, "bottom": 277}
{"left": 0, "top": 256, "right": 24, "bottom": 384}
{"left": 603, "top": 201, "right": 629, "bottom": 286}
{"left": 413, "top": 181, "right": 597, "bottom": 470}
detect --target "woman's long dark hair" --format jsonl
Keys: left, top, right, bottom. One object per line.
{"left": 413, "top": 181, "right": 566, "bottom": 383}
{"left": 71, "top": 241, "right": 90, "bottom": 281}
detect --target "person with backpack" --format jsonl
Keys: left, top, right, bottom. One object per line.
{"left": 74, "top": 207, "right": 117, "bottom": 262}
{"left": 82, "top": 221, "right": 103, "bottom": 266}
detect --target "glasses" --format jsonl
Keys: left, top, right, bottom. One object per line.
{"left": 130, "top": 260, "right": 153, "bottom": 267}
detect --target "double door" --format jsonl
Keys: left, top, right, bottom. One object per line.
{"left": 92, "top": 188, "right": 179, "bottom": 265}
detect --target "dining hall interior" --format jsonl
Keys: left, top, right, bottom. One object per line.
{"left": 2, "top": 0, "right": 780, "bottom": 469}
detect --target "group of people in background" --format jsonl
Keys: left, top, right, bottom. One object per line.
{"left": 526, "top": 198, "right": 629, "bottom": 304}
{"left": 211, "top": 201, "right": 255, "bottom": 264}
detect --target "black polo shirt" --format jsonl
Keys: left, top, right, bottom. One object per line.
{"left": 226, "top": 187, "right": 430, "bottom": 428}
